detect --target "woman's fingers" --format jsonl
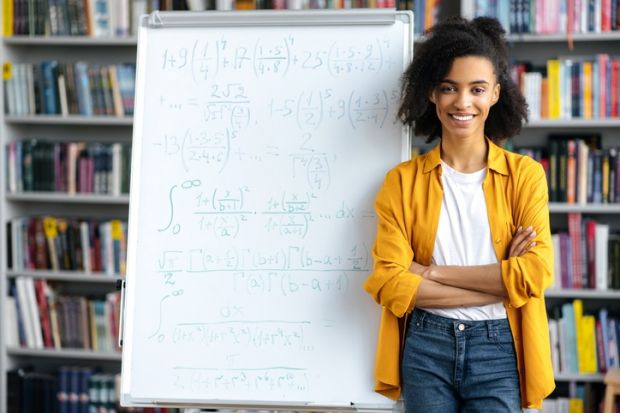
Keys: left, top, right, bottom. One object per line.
{"left": 509, "top": 226, "right": 536, "bottom": 257}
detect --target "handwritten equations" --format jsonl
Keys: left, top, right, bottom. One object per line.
{"left": 122, "top": 19, "right": 410, "bottom": 407}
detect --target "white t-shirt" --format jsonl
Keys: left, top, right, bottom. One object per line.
{"left": 420, "top": 161, "right": 506, "bottom": 320}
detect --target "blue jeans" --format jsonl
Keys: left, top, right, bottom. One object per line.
{"left": 401, "top": 309, "right": 522, "bottom": 413}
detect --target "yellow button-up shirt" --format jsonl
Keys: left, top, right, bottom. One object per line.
{"left": 364, "top": 138, "right": 555, "bottom": 409}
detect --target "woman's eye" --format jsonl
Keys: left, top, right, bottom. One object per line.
{"left": 440, "top": 86, "right": 455, "bottom": 93}
{"left": 473, "top": 87, "right": 486, "bottom": 94}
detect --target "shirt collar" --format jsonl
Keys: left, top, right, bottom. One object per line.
{"left": 422, "top": 137, "right": 509, "bottom": 176}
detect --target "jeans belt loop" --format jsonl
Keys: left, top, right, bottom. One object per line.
{"left": 487, "top": 320, "right": 497, "bottom": 339}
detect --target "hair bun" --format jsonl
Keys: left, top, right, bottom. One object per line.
{"left": 472, "top": 16, "right": 506, "bottom": 40}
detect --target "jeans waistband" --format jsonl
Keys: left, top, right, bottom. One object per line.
{"left": 411, "top": 309, "right": 512, "bottom": 336}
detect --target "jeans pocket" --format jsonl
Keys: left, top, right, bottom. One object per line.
{"left": 491, "top": 329, "right": 516, "bottom": 356}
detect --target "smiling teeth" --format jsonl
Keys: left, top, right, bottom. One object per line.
{"left": 452, "top": 114, "right": 473, "bottom": 121}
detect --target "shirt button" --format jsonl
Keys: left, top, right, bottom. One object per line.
{"left": 458, "top": 323, "right": 465, "bottom": 331}
{"left": 495, "top": 238, "right": 501, "bottom": 244}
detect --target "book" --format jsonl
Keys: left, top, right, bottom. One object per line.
{"left": 33, "top": 279, "right": 53, "bottom": 348}
{"left": 42, "top": 216, "right": 60, "bottom": 271}
{"left": 580, "top": 314, "right": 598, "bottom": 373}
{"left": 5, "top": 295, "right": 20, "bottom": 348}
{"left": 595, "top": 320, "right": 607, "bottom": 373}
{"left": 598, "top": 308, "right": 610, "bottom": 372}
{"left": 562, "top": 302, "right": 579, "bottom": 373}
{"left": 595, "top": 223, "right": 610, "bottom": 290}
{"left": 547, "top": 59, "right": 561, "bottom": 118}
{"left": 23, "top": 277, "right": 44, "bottom": 349}
{"left": 40, "top": 60, "right": 59, "bottom": 114}
{"left": 568, "top": 212, "right": 583, "bottom": 288}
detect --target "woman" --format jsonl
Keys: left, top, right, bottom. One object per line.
{"left": 364, "top": 16, "right": 554, "bottom": 412}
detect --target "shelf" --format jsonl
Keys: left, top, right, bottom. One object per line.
{"left": 6, "top": 192, "right": 129, "bottom": 204}
{"left": 554, "top": 373, "right": 604, "bottom": 382}
{"left": 548, "top": 203, "right": 620, "bottom": 213}
{"left": 7, "top": 347, "right": 121, "bottom": 361}
{"left": 6, "top": 270, "right": 121, "bottom": 283}
{"left": 525, "top": 119, "right": 620, "bottom": 128}
{"left": 3, "top": 36, "right": 137, "bottom": 46}
{"left": 5, "top": 115, "right": 133, "bottom": 125}
{"left": 546, "top": 289, "right": 620, "bottom": 299}
{"left": 506, "top": 32, "right": 620, "bottom": 42}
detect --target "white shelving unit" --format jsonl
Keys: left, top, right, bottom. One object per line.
{"left": 546, "top": 289, "right": 620, "bottom": 300}
{"left": 506, "top": 32, "right": 620, "bottom": 42}
{"left": 548, "top": 203, "right": 620, "bottom": 214}
{"left": 6, "top": 193, "right": 130, "bottom": 204}
{"left": 525, "top": 119, "right": 620, "bottom": 128}
{"left": 0, "top": 3, "right": 618, "bottom": 410}
{"left": 3, "top": 36, "right": 138, "bottom": 46}
{"left": 5, "top": 115, "right": 134, "bottom": 125}
{"left": 7, "top": 347, "right": 122, "bottom": 361}
{"left": 0, "top": 34, "right": 135, "bottom": 413}
{"left": 505, "top": 32, "right": 620, "bottom": 401}
{"left": 6, "top": 270, "right": 121, "bottom": 283}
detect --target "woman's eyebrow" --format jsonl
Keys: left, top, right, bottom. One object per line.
{"left": 440, "top": 79, "right": 490, "bottom": 85}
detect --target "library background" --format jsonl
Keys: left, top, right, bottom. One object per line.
{"left": 0, "top": 0, "right": 619, "bottom": 412}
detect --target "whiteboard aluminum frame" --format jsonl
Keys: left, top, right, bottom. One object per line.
{"left": 121, "top": 9, "right": 413, "bottom": 411}
{"left": 146, "top": 9, "right": 402, "bottom": 27}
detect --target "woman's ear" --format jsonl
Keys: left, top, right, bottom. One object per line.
{"left": 429, "top": 91, "right": 436, "bottom": 104}
{"left": 492, "top": 84, "right": 501, "bottom": 104}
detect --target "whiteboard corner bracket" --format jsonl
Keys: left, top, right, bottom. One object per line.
{"left": 148, "top": 11, "right": 165, "bottom": 28}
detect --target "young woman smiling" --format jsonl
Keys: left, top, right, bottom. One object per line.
{"left": 364, "top": 17, "right": 554, "bottom": 412}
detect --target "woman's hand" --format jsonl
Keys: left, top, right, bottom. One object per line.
{"left": 410, "top": 261, "right": 434, "bottom": 279}
{"left": 508, "top": 226, "right": 536, "bottom": 258}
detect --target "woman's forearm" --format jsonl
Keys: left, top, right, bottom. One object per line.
{"left": 428, "top": 263, "right": 507, "bottom": 296}
{"left": 410, "top": 261, "right": 507, "bottom": 297}
{"left": 415, "top": 278, "right": 504, "bottom": 308}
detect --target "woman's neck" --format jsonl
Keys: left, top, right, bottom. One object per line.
{"left": 440, "top": 136, "right": 488, "bottom": 173}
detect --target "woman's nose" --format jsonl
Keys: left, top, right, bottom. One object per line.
{"left": 454, "top": 91, "right": 472, "bottom": 109}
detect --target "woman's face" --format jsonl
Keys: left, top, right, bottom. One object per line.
{"left": 430, "top": 56, "right": 500, "bottom": 142}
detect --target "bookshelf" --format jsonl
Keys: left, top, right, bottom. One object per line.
{"left": 0, "top": 30, "right": 134, "bottom": 412}
{"left": 459, "top": 2, "right": 620, "bottom": 410}
{"left": 4, "top": 1, "right": 617, "bottom": 412}
{"left": 0, "top": 3, "right": 449, "bottom": 411}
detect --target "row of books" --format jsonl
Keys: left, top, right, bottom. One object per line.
{"left": 542, "top": 398, "right": 587, "bottom": 413}
{"left": 463, "top": 0, "right": 620, "bottom": 34}
{"left": 7, "top": 216, "right": 128, "bottom": 274}
{"left": 515, "top": 137, "right": 620, "bottom": 205}
{"left": 548, "top": 300, "right": 618, "bottom": 375}
{"left": 3, "top": 61, "right": 136, "bottom": 117}
{"left": 2, "top": 0, "right": 436, "bottom": 30}
{"left": 3, "top": 0, "right": 194, "bottom": 38}
{"left": 6, "top": 278, "right": 121, "bottom": 351}
{"left": 5, "top": 140, "right": 132, "bottom": 195}
{"left": 203, "top": 0, "right": 409, "bottom": 12}
{"left": 543, "top": 382, "right": 603, "bottom": 413}
{"left": 8, "top": 367, "right": 182, "bottom": 413}
{"left": 549, "top": 217, "right": 618, "bottom": 290}
{"left": 512, "top": 54, "right": 620, "bottom": 120}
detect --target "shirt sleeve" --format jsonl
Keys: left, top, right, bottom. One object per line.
{"left": 501, "top": 161, "right": 554, "bottom": 308}
{"left": 363, "top": 169, "right": 422, "bottom": 318}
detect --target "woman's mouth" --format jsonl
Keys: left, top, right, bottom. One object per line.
{"left": 450, "top": 114, "right": 475, "bottom": 121}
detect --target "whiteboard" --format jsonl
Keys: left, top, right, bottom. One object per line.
{"left": 121, "top": 9, "right": 412, "bottom": 410}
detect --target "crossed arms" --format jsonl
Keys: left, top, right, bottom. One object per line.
{"left": 412, "top": 226, "right": 536, "bottom": 308}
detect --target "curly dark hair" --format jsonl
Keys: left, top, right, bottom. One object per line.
{"left": 398, "top": 16, "right": 528, "bottom": 144}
